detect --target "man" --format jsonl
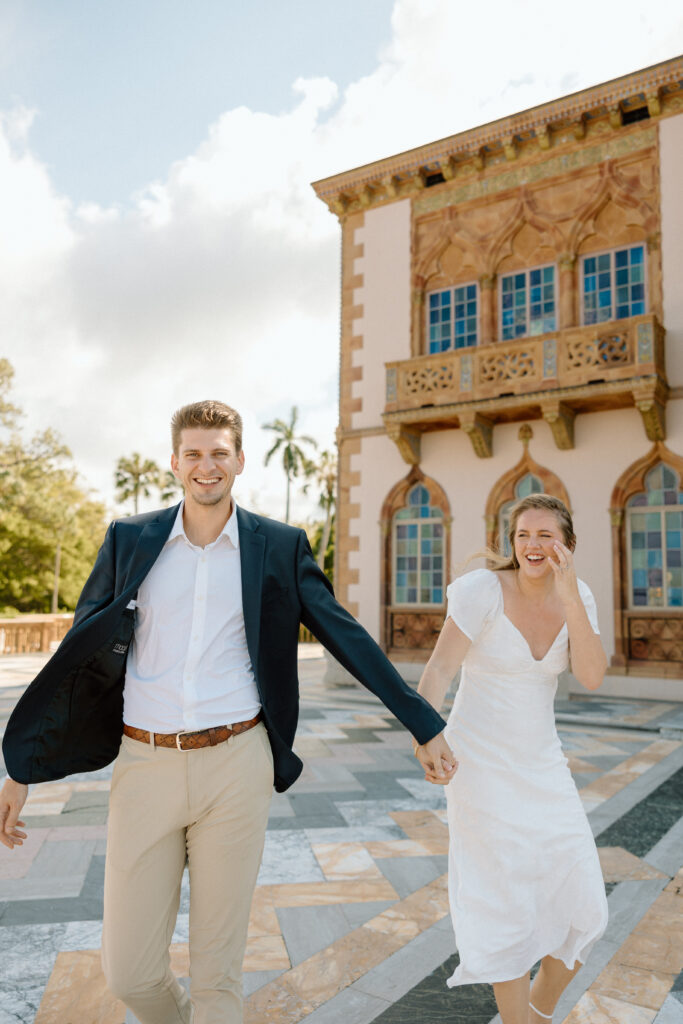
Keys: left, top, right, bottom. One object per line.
{"left": 0, "top": 400, "right": 456, "bottom": 1024}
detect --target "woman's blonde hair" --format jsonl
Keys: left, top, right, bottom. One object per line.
{"left": 478, "top": 493, "right": 576, "bottom": 571}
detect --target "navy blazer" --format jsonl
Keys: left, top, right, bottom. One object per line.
{"left": 3, "top": 504, "right": 445, "bottom": 792}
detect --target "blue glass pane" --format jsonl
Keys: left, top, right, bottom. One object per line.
{"left": 615, "top": 249, "right": 628, "bottom": 267}
{"left": 669, "top": 589, "right": 682, "bottom": 607}
{"left": 631, "top": 246, "right": 644, "bottom": 264}
{"left": 648, "top": 549, "right": 663, "bottom": 567}
{"left": 647, "top": 532, "right": 662, "bottom": 548}
{"left": 631, "top": 532, "right": 645, "bottom": 548}
{"left": 669, "top": 550, "right": 682, "bottom": 568}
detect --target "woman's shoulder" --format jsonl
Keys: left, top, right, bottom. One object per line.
{"left": 446, "top": 568, "right": 502, "bottom": 641}
{"left": 446, "top": 567, "right": 502, "bottom": 606}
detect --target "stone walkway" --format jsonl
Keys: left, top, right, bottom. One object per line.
{"left": 0, "top": 651, "right": 682, "bottom": 1023}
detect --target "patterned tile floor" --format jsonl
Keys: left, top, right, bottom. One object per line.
{"left": 1, "top": 649, "right": 682, "bottom": 1024}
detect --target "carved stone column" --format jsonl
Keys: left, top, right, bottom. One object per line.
{"left": 610, "top": 508, "right": 628, "bottom": 668}
{"left": 411, "top": 278, "right": 425, "bottom": 357}
{"left": 479, "top": 274, "right": 497, "bottom": 345}
{"left": 558, "top": 254, "right": 577, "bottom": 329}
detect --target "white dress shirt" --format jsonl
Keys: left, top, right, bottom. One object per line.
{"left": 123, "top": 502, "right": 261, "bottom": 732}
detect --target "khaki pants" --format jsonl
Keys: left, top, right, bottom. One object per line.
{"left": 102, "top": 722, "right": 273, "bottom": 1024}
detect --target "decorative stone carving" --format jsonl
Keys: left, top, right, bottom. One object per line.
{"left": 536, "top": 124, "right": 551, "bottom": 150}
{"left": 440, "top": 156, "right": 457, "bottom": 180}
{"left": 404, "top": 363, "right": 455, "bottom": 395}
{"left": 609, "top": 106, "right": 623, "bottom": 128}
{"left": 566, "top": 332, "right": 630, "bottom": 369}
{"left": 460, "top": 411, "right": 493, "bottom": 458}
{"left": 543, "top": 339, "right": 557, "bottom": 379}
{"left": 629, "top": 617, "right": 683, "bottom": 663}
{"left": 647, "top": 91, "right": 661, "bottom": 116}
{"left": 503, "top": 136, "right": 518, "bottom": 161}
{"left": 391, "top": 612, "right": 443, "bottom": 650}
{"left": 633, "top": 381, "right": 667, "bottom": 442}
{"left": 541, "top": 400, "right": 576, "bottom": 450}
{"left": 385, "top": 423, "right": 422, "bottom": 465}
{"left": 382, "top": 175, "right": 399, "bottom": 198}
{"left": 479, "top": 347, "right": 536, "bottom": 384}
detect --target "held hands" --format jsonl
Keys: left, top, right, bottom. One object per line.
{"left": 413, "top": 731, "right": 458, "bottom": 786}
{"left": 0, "top": 778, "right": 28, "bottom": 851}
{"left": 549, "top": 540, "right": 581, "bottom": 607}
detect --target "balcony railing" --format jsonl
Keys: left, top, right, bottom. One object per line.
{"left": 384, "top": 314, "right": 666, "bottom": 459}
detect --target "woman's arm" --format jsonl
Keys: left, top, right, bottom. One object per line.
{"left": 551, "top": 542, "right": 607, "bottom": 691}
{"left": 415, "top": 617, "right": 472, "bottom": 784}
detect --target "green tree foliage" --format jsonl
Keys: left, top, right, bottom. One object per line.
{"left": 306, "top": 449, "right": 336, "bottom": 572}
{"left": 0, "top": 360, "right": 108, "bottom": 612}
{"left": 262, "top": 406, "right": 317, "bottom": 524}
{"left": 114, "top": 453, "right": 161, "bottom": 514}
{"left": 308, "top": 515, "right": 335, "bottom": 584}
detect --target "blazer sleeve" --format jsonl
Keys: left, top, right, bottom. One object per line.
{"left": 295, "top": 530, "right": 446, "bottom": 745}
{"left": 72, "top": 522, "right": 117, "bottom": 628}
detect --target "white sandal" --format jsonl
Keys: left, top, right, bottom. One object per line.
{"left": 529, "top": 1003, "right": 553, "bottom": 1020}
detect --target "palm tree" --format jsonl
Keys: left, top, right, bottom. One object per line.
{"left": 309, "top": 449, "right": 337, "bottom": 570}
{"left": 158, "top": 469, "right": 183, "bottom": 505}
{"left": 262, "top": 406, "right": 317, "bottom": 523}
{"left": 114, "top": 453, "right": 160, "bottom": 515}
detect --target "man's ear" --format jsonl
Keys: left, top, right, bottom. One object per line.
{"left": 170, "top": 452, "right": 180, "bottom": 479}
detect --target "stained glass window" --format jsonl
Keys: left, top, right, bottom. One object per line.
{"left": 500, "top": 266, "right": 556, "bottom": 340}
{"left": 627, "top": 464, "right": 683, "bottom": 609}
{"left": 582, "top": 245, "right": 646, "bottom": 325}
{"left": 428, "top": 284, "right": 478, "bottom": 353}
{"left": 498, "top": 473, "right": 545, "bottom": 556}
{"left": 393, "top": 484, "right": 444, "bottom": 604}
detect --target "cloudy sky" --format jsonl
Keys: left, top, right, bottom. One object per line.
{"left": 1, "top": 0, "right": 682, "bottom": 521}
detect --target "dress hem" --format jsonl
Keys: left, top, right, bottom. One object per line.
{"left": 446, "top": 950, "right": 586, "bottom": 989}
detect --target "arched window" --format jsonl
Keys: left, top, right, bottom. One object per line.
{"left": 627, "top": 464, "right": 683, "bottom": 609}
{"left": 498, "top": 473, "right": 544, "bottom": 556}
{"left": 393, "top": 484, "right": 444, "bottom": 605}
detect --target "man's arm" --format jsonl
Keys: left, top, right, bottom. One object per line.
{"left": 295, "top": 531, "right": 456, "bottom": 780}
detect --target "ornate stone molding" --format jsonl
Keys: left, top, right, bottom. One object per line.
{"left": 541, "top": 400, "right": 576, "bottom": 450}
{"left": 632, "top": 379, "right": 667, "bottom": 442}
{"left": 459, "top": 411, "right": 493, "bottom": 458}
{"left": 385, "top": 422, "right": 422, "bottom": 465}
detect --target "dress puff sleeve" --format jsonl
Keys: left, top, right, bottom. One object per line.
{"left": 446, "top": 568, "right": 501, "bottom": 643}
{"left": 577, "top": 578, "right": 600, "bottom": 634}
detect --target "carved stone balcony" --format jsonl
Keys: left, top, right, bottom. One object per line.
{"left": 383, "top": 314, "right": 667, "bottom": 461}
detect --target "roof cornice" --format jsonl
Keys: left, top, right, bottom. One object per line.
{"left": 311, "top": 55, "right": 683, "bottom": 218}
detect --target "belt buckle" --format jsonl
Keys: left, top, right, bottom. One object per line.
{"left": 175, "top": 730, "right": 190, "bottom": 751}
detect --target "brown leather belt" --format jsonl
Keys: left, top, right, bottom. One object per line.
{"left": 123, "top": 712, "right": 262, "bottom": 751}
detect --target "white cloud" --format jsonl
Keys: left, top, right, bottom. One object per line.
{"left": 1, "top": 0, "right": 682, "bottom": 522}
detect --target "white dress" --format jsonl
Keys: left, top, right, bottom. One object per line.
{"left": 444, "top": 568, "right": 608, "bottom": 987}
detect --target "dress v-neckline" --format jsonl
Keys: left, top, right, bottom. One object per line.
{"left": 493, "top": 572, "right": 566, "bottom": 663}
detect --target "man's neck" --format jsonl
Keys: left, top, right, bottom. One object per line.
{"left": 182, "top": 495, "right": 234, "bottom": 548}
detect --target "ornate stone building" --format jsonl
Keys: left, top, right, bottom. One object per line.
{"left": 312, "top": 56, "right": 683, "bottom": 699}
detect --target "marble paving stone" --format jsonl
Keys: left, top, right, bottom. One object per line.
{"left": 598, "top": 847, "right": 667, "bottom": 882}
{"left": 276, "top": 904, "right": 352, "bottom": 966}
{"left": 275, "top": 984, "right": 390, "bottom": 1024}
{"left": 642, "top": 817, "right": 683, "bottom": 877}
{"left": 263, "top": 878, "right": 399, "bottom": 908}
{"left": 0, "top": 828, "right": 49, "bottom": 880}
{"left": 312, "top": 842, "right": 384, "bottom": 881}
{"left": 0, "top": 839, "right": 96, "bottom": 901}
{"left": 592, "top": 961, "right": 677, "bottom": 1011}
{"left": 374, "top": 855, "right": 446, "bottom": 899}
{"left": 352, "top": 918, "right": 455, "bottom": 1004}
{"left": 616, "top": 898, "right": 683, "bottom": 974}
{"left": 257, "top": 830, "right": 325, "bottom": 886}
{"left": 340, "top": 901, "right": 395, "bottom": 929}
{"left": 33, "top": 950, "right": 125, "bottom": 1024}
{"left": 243, "top": 969, "right": 286, "bottom": 998}
{"left": 371, "top": 951, "right": 498, "bottom": 1024}
{"left": 363, "top": 839, "right": 432, "bottom": 859}
{"left": 589, "top": 745, "right": 683, "bottom": 839}
{"left": 0, "top": 855, "right": 105, "bottom": 926}
{"left": 653, "top": 996, "right": 683, "bottom": 1024}
{"left": 305, "top": 824, "right": 405, "bottom": 844}
{"left": 563, "top": 991, "right": 657, "bottom": 1022}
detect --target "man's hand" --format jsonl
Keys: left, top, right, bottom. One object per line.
{"left": 414, "top": 731, "right": 458, "bottom": 786}
{"left": 0, "top": 778, "right": 28, "bottom": 850}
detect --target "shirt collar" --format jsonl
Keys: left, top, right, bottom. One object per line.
{"left": 167, "top": 500, "right": 240, "bottom": 550}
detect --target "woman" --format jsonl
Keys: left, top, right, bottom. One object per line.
{"left": 414, "top": 494, "right": 608, "bottom": 1024}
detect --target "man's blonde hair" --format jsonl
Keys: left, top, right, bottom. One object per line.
{"left": 171, "top": 401, "right": 243, "bottom": 454}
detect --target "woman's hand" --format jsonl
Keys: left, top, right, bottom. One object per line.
{"left": 549, "top": 540, "right": 581, "bottom": 607}
{"left": 413, "top": 737, "right": 458, "bottom": 785}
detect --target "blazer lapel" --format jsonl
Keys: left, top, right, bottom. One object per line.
{"left": 237, "top": 506, "right": 265, "bottom": 675}
{"left": 121, "top": 504, "right": 179, "bottom": 594}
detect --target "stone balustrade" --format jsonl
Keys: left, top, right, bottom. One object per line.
{"left": 384, "top": 313, "right": 666, "bottom": 459}
{"left": 0, "top": 615, "right": 74, "bottom": 655}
